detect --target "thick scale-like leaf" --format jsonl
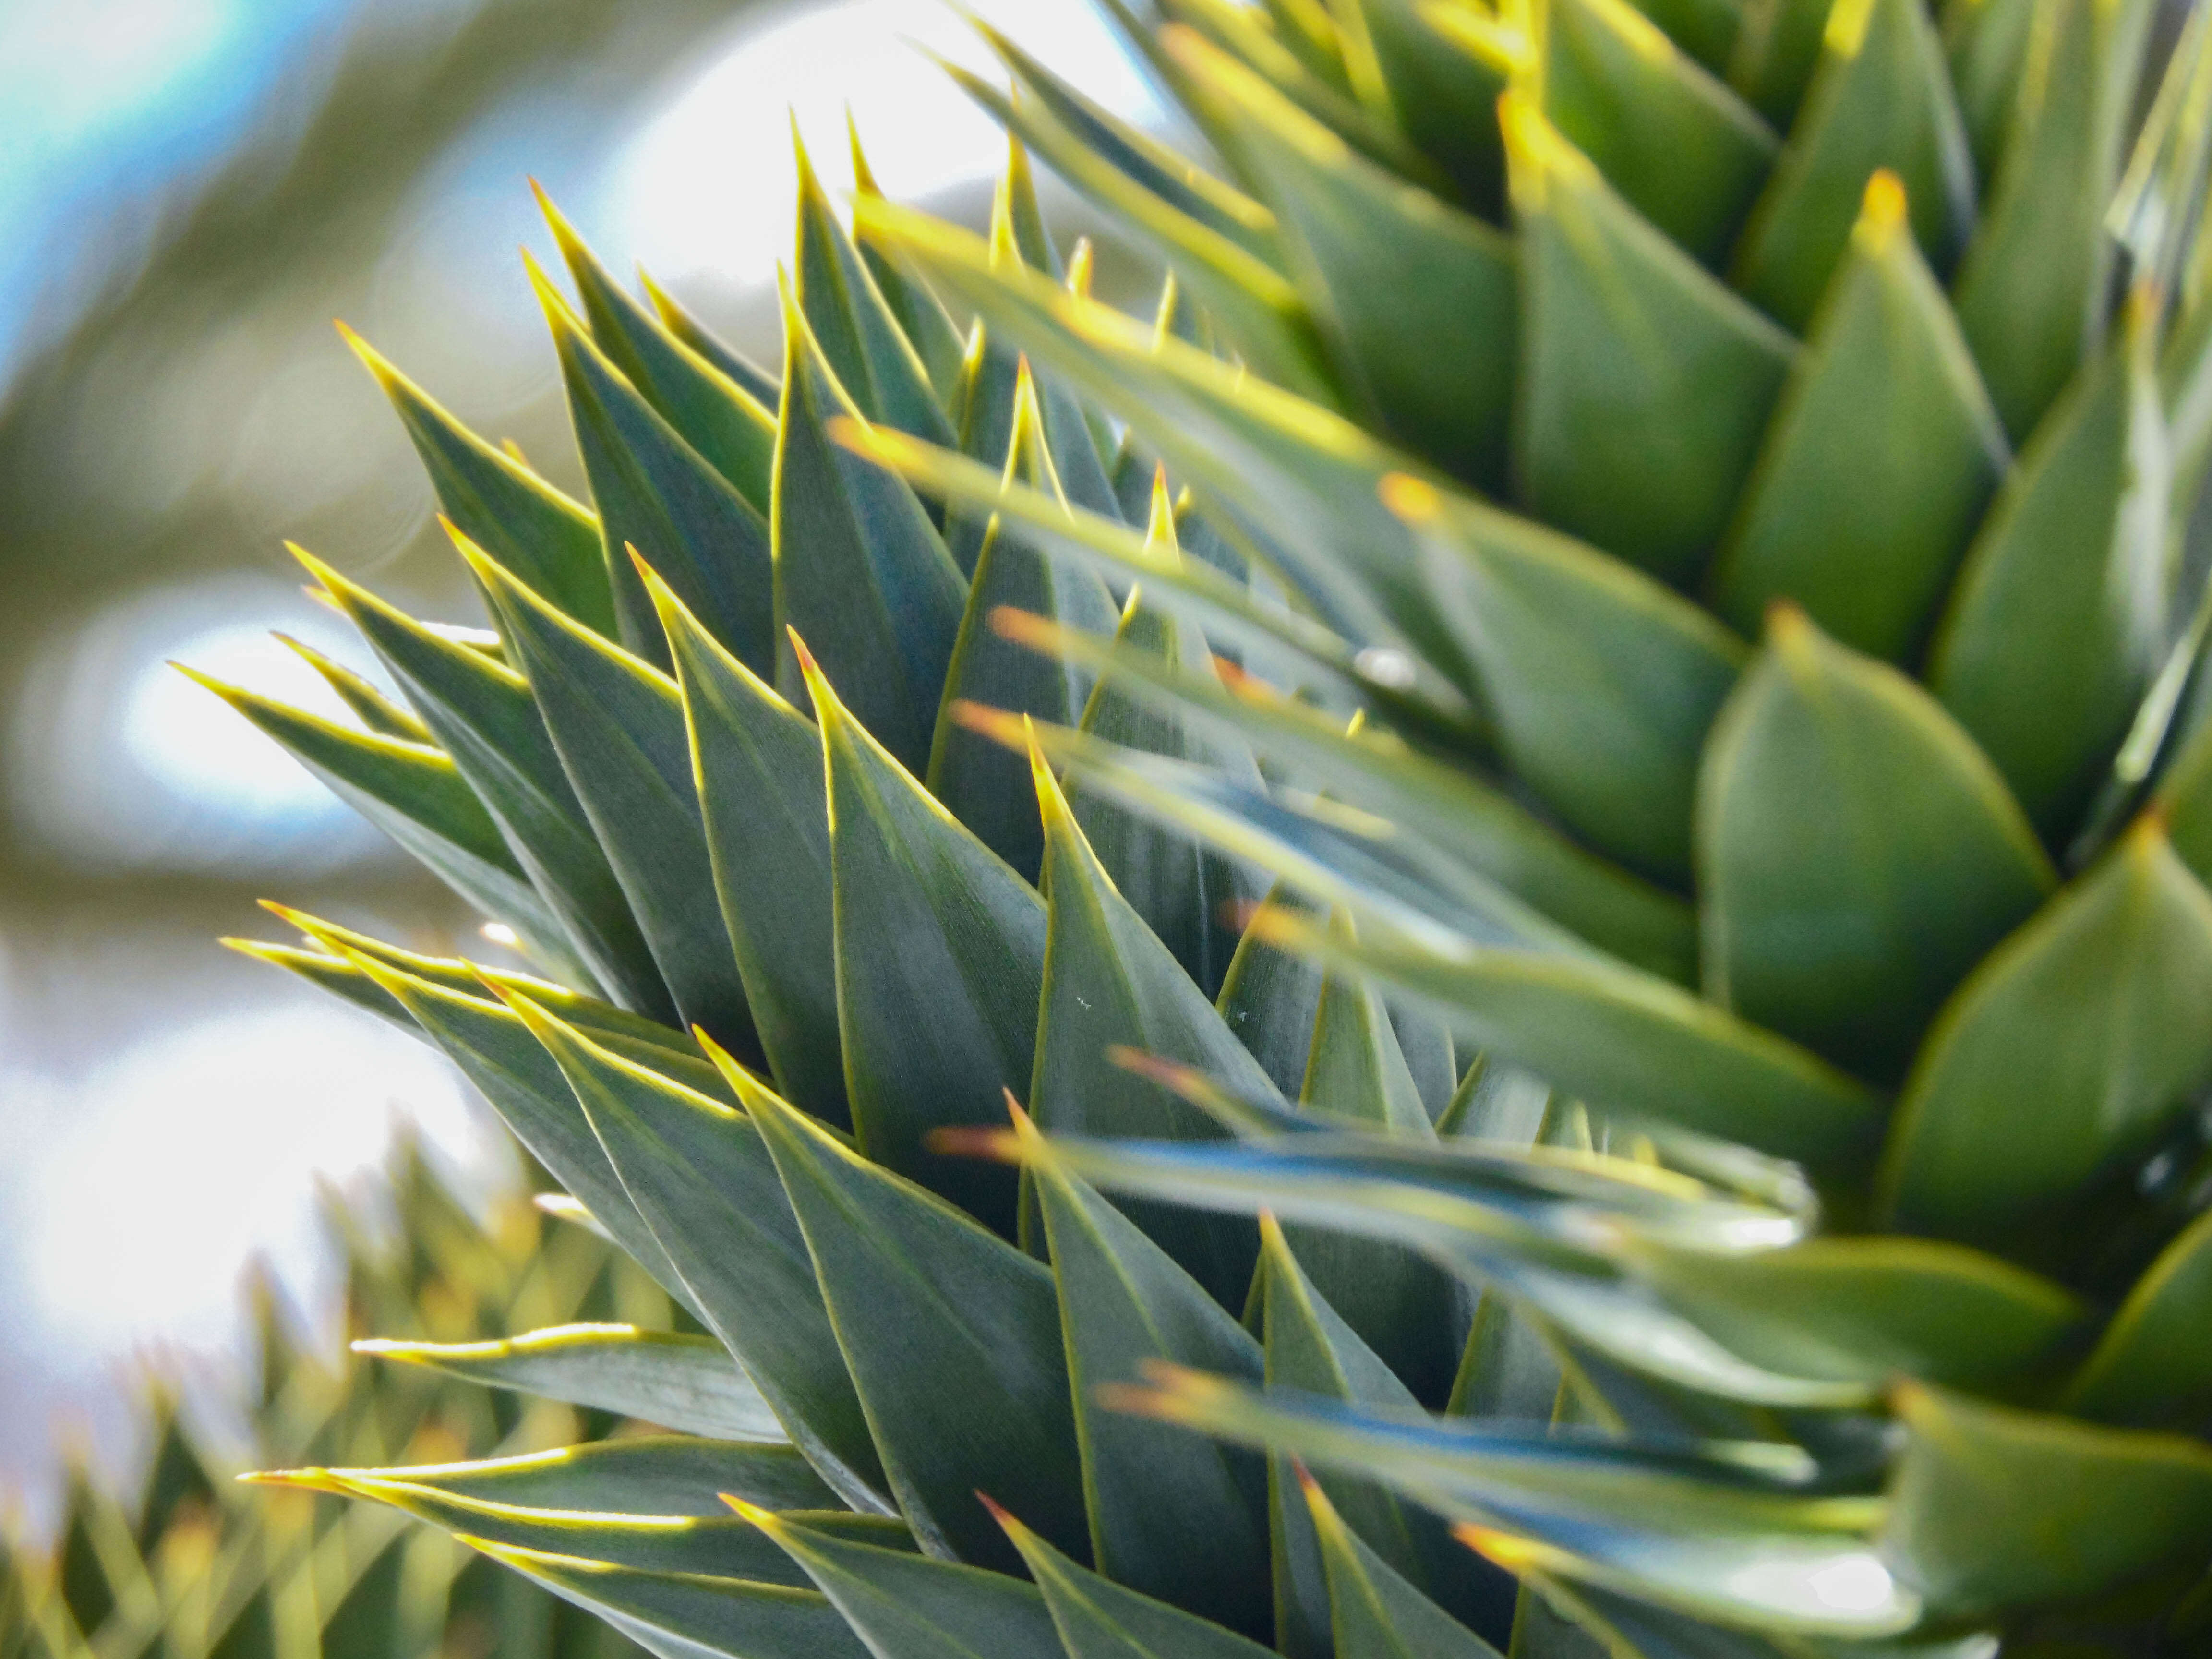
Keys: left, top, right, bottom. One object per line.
{"left": 340, "top": 325, "right": 614, "bottom": 636}
{"left": 1028, "top": 746, "right": 1266, "bottom": 1306}
{"left": 929, "top": 368, "right": 1119, "bottom": 881}
{"left": 1949, "top": 0, "right": 2154, "bottom": 441}
{"left": 335, "top": 951, "right": 699, "bottom": 1314}
{"left": 1695, "top": 607, "right": 2055, "bottom": 1082}
{"left": 1941, "top": 0, "right": 2035, "bottom": 177}
{"left": 739, "top": 1083, "right": 1088, "bottom": 1572}
{"left": 1729, "top": 0, "right": 1975, "bottom": 331}
{"left": 1929, "top": 294, "right": 2173, "bottom": 840}
{"left": 2063, "top": 1207, "right": 2212, "bottom": 1427}
{"left": 1539, "top": 0, "right": 1778, "bottom": 268}
{"left": 1300, "top": 1474, "right": 1507, "bottom": 1659}
{"left": 645, "top": 271, "right": 783, "bottom": 409}
{"left": 647, "top": 569, "right": 846, "bottom": 1126}
{"left": 1356, "top": 0, "right": 1511, "bottom": 216}
{"left": 538, "top": 185, "right": 778, "bottom": 513}
{"left": 467, "top": 1540, "right": 866, "bottom": 1659}
{"left": 355, "top": 1326, "right": 778, "bottom": 1442}
{"left": 530, "top": 258, "right": 776, "bottom": 675}
{"left": 468, "top": 543, "right": 756, "bottom": 1058}
{"left": 1402, "top": 479, "right": 1750, "bottom": 883}
{"left": 803, "top": 645, "right": 1042, "bottom": 1227}
{"left": 849, "top": 125, "right": 970, "bottom": 407}
{"left": 772, "top": 286, "right": 967, "bottom": 777}
{"left": 505, "top": 997, "right": 890, "bottom": 1512}
{"left": 988, "top": 1503, "right": 1276, "bottom": 1659}
{"left": 1109, "top": 1371, "right": 1913, "bottom": 1635}
{"left": 735, "top": 1507, "right": 1064, "bottom": 1659}
{"left": 1173, "top": 27, "right": 1516, "bottom": 490}
{"left": 296, "top": 548, "right": 669, "bottom": 1019}
{"left": 1882, "top": 1383, "right": 2212, "bottom": 1618}
{"left": 1015, "top": 1110, "right": 1273, "bottom": 1635}
{"left": 348, "top": 1438, "right": 840, "bottom": 1517}
{"left": 1877, "top": 820, "right": 2212, "bottom": 1249}
{"left": 1724, "top": 0, "right": 1834, "bottom": 128}
{"left": 1217, "top": 884, "right": 1327, "bottom": 1101}
{"left": 1070, "top": 494, "right": 1267, "bottom": 996}
{"left": 182, "top": 669, "right": 574, "bottom": 979}
{"left": 1711, "top": 173, "right": 2008, "bottom": 662}
{"left": 276, "top": 631, "right": 431, "bottom": 740}
{"left": 1505, "top": 98, "right": 1795, "bottom": 589}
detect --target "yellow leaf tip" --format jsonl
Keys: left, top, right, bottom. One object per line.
{"left": 1858, "top": 169, "right": 1908, "bottom": 244}
{"left": 1377, "top": 471, "right": 1443, "bottom": 526}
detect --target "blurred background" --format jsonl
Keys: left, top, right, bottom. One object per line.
{"left": 0, "top": 0, "right": 1157, "bottom": 1527}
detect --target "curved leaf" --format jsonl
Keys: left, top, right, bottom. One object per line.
{"left": 2062, "top": 1206, "right": 2212, "bottom": 1427}
{"left": 341, "top": 1437, "right": 841, "bottom": 1517}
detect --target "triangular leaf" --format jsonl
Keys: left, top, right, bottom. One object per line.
{"left": 345, "top": 1437, "right": 840, "bottom": 1516}
{"left": 1300, "top": 1472, "right": 1506, "bottom": 1659}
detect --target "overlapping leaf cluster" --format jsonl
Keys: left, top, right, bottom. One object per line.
{"left": 206, "top": 0, "right": 2212, "bottom": 1650}
{"left": 1, "top": 1141, "right": 660, "bottom": 1659}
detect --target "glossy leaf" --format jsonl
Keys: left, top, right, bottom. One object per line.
{"left": 1729, "top": 0, "right": 1975, "bottom": 331}
{"left": 1300, "top": 1472, "right": 1506, "bottom": 1659}
{"left": 647, "top": 566, "right": 846, "bottom": 1126}
{"left": 1028, "top": 743, "right": 1267, "bottom": 1306}
{"left": 465, "top": 1540, "right": 866, "bottom": 1659}
{"left": 1696, "top": 607, "right": 2055, "bottom": 1082}
{"left": 347, "top": 1437, "right": 841, "bottom": 1517}
{"left": 537, "top": 184, "right": 778, "bottom": 514}
{"left": 1882, "top": 1382, "right": 2212, "bottom": 1617}
{"left": 992, "top": 1501, "right": 1281, "bottom": 1659}
{"left": 529, "top": 256, "right": 776, "bottom": 674}
{"left": 180, "top": 668, "right": 571, "bottom": 977}
{"left": 355, "top": 1325, "right": 778, "bottom": 1442}
{"left": 503, "top": 995, "right": 890, "bottom": 1513}
{"left": 790, "top": 129, "right": 956, "bottom": 448}
{"left": 739, "top": 1082, "right": 1088, "bottom": 1571}
{"left": 1505, "top": 97, "right": 1795, "bottom": 588}
{"left": 467, "top": 541, "right": 756, "bottom": 1057}
{"left": 992, "top": 605, "right": 1698, "bottom": 982}
{"left": 1015, "top": 1108, "right": 1273, "bottom": 1635}
{"left": 2063, "top": 1205, "right": 2212, "bottom": 1427}
{"left": 773, "top": 283, "right": 968, "bottom": 776}
{"left": 1401, "top": 477, "right": 1750, "bottom": 882}
{"left": 295, "top": 546, "right": 668, "bottom": 1019}
{"left": 340, "top": 324, "right": 614, "bottom": 637}
{"left": 1929, "top": 295, "right": 2172, "bottom": 839}
{"left": 1621, "top": 1234, "right": 2086, "bottom": 1388}
{"left": 1712, "top": 173, "right": 2008, "bottom": 661}
{"left": 1877, "top": 821, "right": 2212, "bottom": 1248}
{"left": 735, "top": 1506, "right": 1064, "bottom": 1659}
{"left": 1540, "top": 0, "right": 1777, "bottom": 268}
{"left": 1172, "top": 26, "right": 1516, "bottom": 489}
{"left": 803, "top": 644, "right": 1043, "bottom": 1228}
{"left": 1949, "top": 0, "right": 2155, "bottom": 440}
{"left": 928, "top": 366, "right": 1119, "bottom": 880}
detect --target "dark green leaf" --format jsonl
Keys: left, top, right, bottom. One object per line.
{"left": 1882, "top": 1382, "right": 2212, "bottom": 1617}
{"left": 1299, "top": 1471, "right": 1505, "bottom": 1659}
{"left": 1948, "top": 0, "right": 2155, "bottom": 440}
{"left": 1540, "top": 0, "right": 1776, "bottom": 268}
{"left": 1505, "top": 97, "right": 1795, "bottom": 588}
{"left": 468, "top": 542, "right": 756, "bottom": 1058}
{"left": 274, "top": 631, "right": 430, "bottom": 740}
{"left": 1712, "top": 173, "right": 2008, "bottom": 661}
{"left": 340, "top": 325, "right": 615, "bottom": 637}
{"left": 296, "top": 545, "right": 667, "bottom": 1019}
{"left": 1695, "top": 606, "right": 2055, "bottom": 1082}
{"left": 802, "top": 645, "right": 1043, "bottom": 1229}
{"left": 849, "top": 120, "right": 970, "bottom": 407}
{"left": 529, "top": 256, "right": 776, "bottom": 675}
{"left": 1729, "top": 0, "right": 1975, "bottom": 331}
{"left": 352, "top": 1437, "right": 840, "bottom": 1516}
{"left": 501, "top": 995, "right": 890, "bottom": 1513}
{"left": 1028, "top": 742, "right": 1266, "bottom": 1307}
{"left": 773, "top": 283, "right": 968, "bottom": 777}
{"left": 355, "top": 1325, "right": 778, "bottom": 1441}
{"left": 1940, "top": 0, "right": 2036, "bottom": 179}
{"left": 1173, "top": 27, "right": 1516, "bottom": 489}
{"left": 1355, "top": 0, "right": 1511, "bottom": 216}
{"left": 537, "top": 184, "right": 779, "bottom": 514}
{"left": 927, "top": 366, "right": 1119, "bottom": 880}
{"left": 1928, "top": 297, "right": 2173, "bottom": 838}
{"left": 733, "top": 1507, "right": 1063, "bottom": 1659}
{"left": 1722, "top": 0, "right": 1828, "bottom": 125}
{"left": 647, "top": 568, "right": 847, "bottom": 1127}
{"left": 1016, "top": 1109, "right": 1273, "bottom": 1635}
{"left": 2062, "top": 1206, "right": 2212, "bottom": 1428}
{"left": 1876, "top": 821, "right": 2212, "bottom": 1248}
{"left": 741, "top": 1084, "right": 1088, "bottom": 1571}
{"left": 644, "top": 269, "right": 783, "bottom": 409}
{"left": 1217, "top": 884, "right": 1327, "bottom": 1100}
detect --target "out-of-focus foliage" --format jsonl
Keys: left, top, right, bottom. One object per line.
{"left": 0, "top": 1135, "right": 673, "bottom": 1659}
